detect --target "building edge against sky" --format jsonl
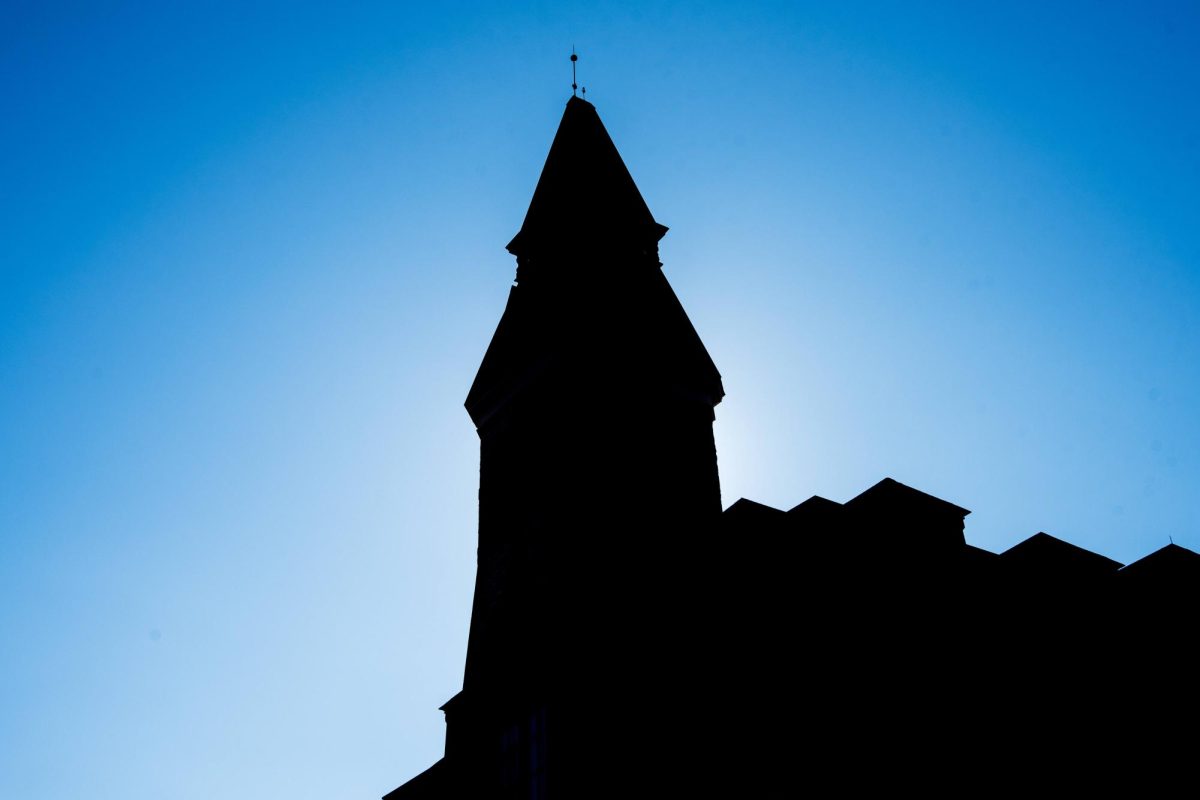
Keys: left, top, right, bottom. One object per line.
{"left": 383, "top": 93, "right": 1200, "bottom": 798}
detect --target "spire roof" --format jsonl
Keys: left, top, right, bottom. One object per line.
{"left": 465, "top": 95, "right": 724, "bottom": 428}
{"left": 507, "top": 96, "right": 668, "bottom": 256}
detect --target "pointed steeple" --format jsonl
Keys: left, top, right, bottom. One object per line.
{"left": 466, "top": 95, "right": 724, "bottom": 429}
{"left": 506, "top": 96, "right": 668, "bottom": 257}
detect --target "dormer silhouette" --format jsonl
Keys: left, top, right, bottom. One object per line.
{"left": 1118, "top": 541, "right": 1200, "bottom": 586}
{"left": 1000, "top": 530, "right": 1122, "bottom": 584}
{"left": 844, "top": 477, "right": 969, "bottom": 553}
{"left": 1116, "top": 542, "right": 1200, "bottom": 626}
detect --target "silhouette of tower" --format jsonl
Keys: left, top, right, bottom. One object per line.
{"left": 383, "top": 92, "right": 1200, "bottom": 800}
{"left": 387, "top": 95, "right": 724, "bottom": 798}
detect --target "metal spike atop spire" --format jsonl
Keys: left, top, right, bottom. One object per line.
{"left": 571, "top": 47, "right": 578, "bottom": 96}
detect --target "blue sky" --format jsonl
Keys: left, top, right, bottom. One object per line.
{"left": 3, "top": 2, "right": 1199, "bottom": 797}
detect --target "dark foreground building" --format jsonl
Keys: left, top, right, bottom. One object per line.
{"left": 385, "top": 95, "right": 1199, "bottom": 798}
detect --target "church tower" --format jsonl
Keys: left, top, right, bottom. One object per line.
{"left": 387, "top": 95, "right": 725, "bottom": 798}
{"left": 384, "top": 90, "right": 1200, "bottom": 800}
{"left": 463, "top": 93, "right": 725, "bottom": 684}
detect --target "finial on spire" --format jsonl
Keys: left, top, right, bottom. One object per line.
{"left": 571, "top": 47, "right": 578, "bottom": 96}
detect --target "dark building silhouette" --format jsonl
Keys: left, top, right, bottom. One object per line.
{"left": 385, "top": 96, "right": 1199, "bottom": 798}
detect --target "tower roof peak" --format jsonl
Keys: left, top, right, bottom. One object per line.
{"left": 506, "top": 97, "right": 667, "bottom": 257}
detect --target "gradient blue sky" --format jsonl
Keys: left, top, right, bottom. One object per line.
{"left": 3, "top": 2, "right": 1198, "bottom": 797}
